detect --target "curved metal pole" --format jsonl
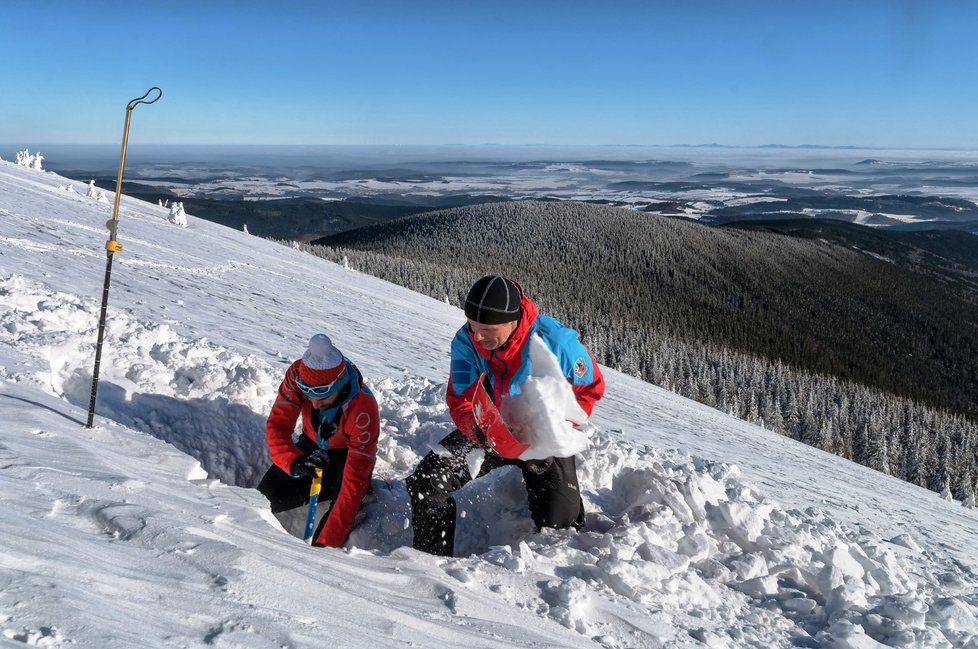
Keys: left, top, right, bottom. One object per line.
{"left": 86, "top": 87, "right": 162, "bottom": 429}
{"left": 107, "top": 87, "right": 162, "bottom": 242}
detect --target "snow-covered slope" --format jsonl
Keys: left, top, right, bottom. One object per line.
{"left": 1, "top": 160, "right": 977, "bottom": 648}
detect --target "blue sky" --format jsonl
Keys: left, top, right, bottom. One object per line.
{"left": 2, "top": 0, "right": 976, "bottom": 148}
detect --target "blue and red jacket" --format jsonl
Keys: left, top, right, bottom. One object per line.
{"left": 266, "top": 359, "right": 378, "bottom": 547}
{"left": 446, "top": 293, "right": 605, "bottom": 446}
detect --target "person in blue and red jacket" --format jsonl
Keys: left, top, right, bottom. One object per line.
{"left": 257, "top": 333, "right": 379, "bottom": 547}
{"left": 407, "top": 275, "right": 605, "bottom": 555}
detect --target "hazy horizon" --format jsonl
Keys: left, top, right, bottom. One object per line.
{"left": 13, "top": 142, "right": 976, "bottom": 233}
{"left": 9, "top": 142, "right": 978, "bottom": 173}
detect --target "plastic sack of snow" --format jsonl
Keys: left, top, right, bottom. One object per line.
{"left": 500, "top": 334, "right": 590, "bottom": 461}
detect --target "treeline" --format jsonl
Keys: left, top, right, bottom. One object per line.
{"left": 645, "top": 337, "right": 978, "bottom": 499}
{"left": 279, "top": 200, "right": 978, "bottom": 500}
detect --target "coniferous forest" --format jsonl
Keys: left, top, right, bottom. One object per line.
{"left": 286, "top": 200, "right": 978, "bottom": 501}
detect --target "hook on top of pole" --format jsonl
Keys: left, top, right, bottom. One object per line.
{"left": 128, "top": 87, "right": 162, "bottom": 110}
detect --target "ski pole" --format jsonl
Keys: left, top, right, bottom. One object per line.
{"left": 86, "top": 87, "right": 162, "bottom": 429}
{"left": 303, "top": 468, "right": 324, "bottom": 545}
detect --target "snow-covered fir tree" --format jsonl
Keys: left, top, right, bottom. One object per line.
{"left": 168, "top": 201, "right": 187, "bottom": 227}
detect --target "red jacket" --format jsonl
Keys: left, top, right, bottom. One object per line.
{"left": 446, "top": 294, "right": 605, "bottom": 446}
{"left": 266, "top": 359, "right": 379, "bottom": 547}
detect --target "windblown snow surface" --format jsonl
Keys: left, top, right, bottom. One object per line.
{"left": 1, "top": 160, "right": 977, "bottom": 648}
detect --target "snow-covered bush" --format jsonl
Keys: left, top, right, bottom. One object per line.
{"left": 942, "top": 481, "right": 954, "bottom": 501}
{"left": 168, "top": 201, "right": 187, "bottom": 227}
{"left": 15, "top": 149, "right": 43, "bottom": 171}
{"left": 86, "top": 180, "right": 107, "bottom": 203}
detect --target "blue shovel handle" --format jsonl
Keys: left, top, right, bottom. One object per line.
{"left": 303, "top": 468, "right": 324, "bottom": 545}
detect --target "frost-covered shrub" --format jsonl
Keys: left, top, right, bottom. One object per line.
{"left": 168, "top": 201, "right": 188, "bottom": 227}
{"left": 15, "top": 149, "right": 44, "bottom": 171}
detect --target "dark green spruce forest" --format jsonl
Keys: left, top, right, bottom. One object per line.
{"left": 289, "top": 200, "right": 978, "bottom": 501}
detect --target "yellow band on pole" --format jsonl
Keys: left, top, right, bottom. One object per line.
{"left": 310, "top": 468, "right": 323, "bottom": 497}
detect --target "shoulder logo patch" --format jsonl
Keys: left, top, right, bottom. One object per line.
{"left": 574, "top": 357, "right": 587, "bottom": 378}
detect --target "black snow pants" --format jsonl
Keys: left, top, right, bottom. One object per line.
{"left": 256, "top": 436, "right": 349, "bottom": 540}
{"left": 406, "top": 429, "right": 585, "bottom": 556}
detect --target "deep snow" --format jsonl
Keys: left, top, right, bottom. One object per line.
{"left": 1, "top": 159, "right": 977, "bottom": 648}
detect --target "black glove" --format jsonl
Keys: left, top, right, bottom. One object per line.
{"left": 290, "top": 449, "right": 331, "bottom": 478}
{"left": 524, "top": 457, "right": 555, "bottom": 475}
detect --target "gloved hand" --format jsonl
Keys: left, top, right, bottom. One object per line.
{"left": 524, "top": 457, "right": 555, "bottom": 475}
{"left": 290, "top": 448, "right": 331, "bottom": 478}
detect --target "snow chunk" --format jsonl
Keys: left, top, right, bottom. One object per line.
{"left": 888, "top": 533, "right": 923, "bottom": 553}
{"left": 500, "top": 335, "right": 589, "bottom": 460}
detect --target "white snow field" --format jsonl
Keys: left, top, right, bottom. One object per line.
{"left": 1, "top": 160, "right": 977, "bottom": 648}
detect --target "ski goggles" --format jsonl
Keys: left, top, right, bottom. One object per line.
{"left": 296, "top": 370, "right": 347, "bottom": 399}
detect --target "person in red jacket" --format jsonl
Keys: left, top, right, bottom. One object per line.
{"left": 257, "top": 333, "right": 379, "bottom": 547}
{"left": 407, "top": 275, "right": 605, "bottom": 555}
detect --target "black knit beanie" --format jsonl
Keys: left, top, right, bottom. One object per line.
{"left": 464, "top": 275, "right": 522, "bottom": 324}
